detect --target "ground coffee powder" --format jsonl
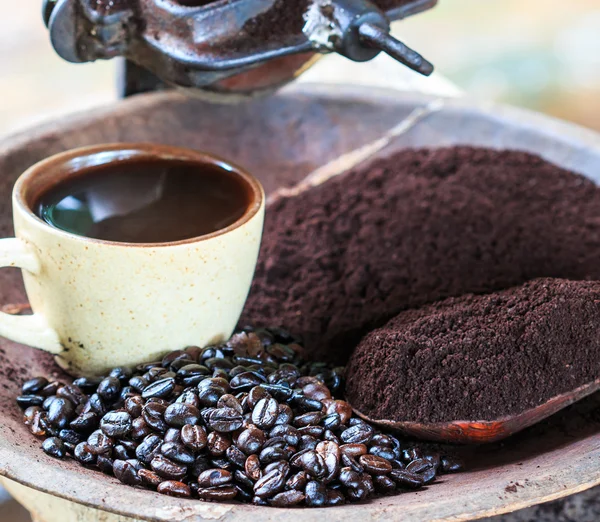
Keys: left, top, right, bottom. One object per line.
{"left": 345, "top": 278, "right": 600, "bottom": 422}
{"left": 241, "top": 147, "right": 600, "bottom": 364}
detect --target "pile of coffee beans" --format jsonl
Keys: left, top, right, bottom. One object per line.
{"left": 17, "top": 327, "right": 462, "bottom": 507}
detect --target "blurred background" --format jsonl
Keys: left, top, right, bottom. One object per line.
{"left": 0, "top": 1, "right": 599, "bottom": 520}
{"left": 1, "top": 0, "right": 599, "bottom": 138}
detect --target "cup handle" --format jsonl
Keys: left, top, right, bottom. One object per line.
{"left": 0, "top": 238, "right": 62, "bottom": 354}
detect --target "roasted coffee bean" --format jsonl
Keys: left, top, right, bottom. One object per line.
{"left": 40, "top": 381, "right": 61, "bottom": 397}
{"left": 247, "top": 386, "right": 270, "bottom": 410}
{"left": 150, "top": 455, "right": 187, "bottom": 480}
{"left": 401, "top": 448, "right": 422, "bottom": 463}
{"left": 406, "top": 458, "right": 433, "bottom": 475}
{"left": 390, "top": 469, "right": 425, "bottom": 489}
{"left": 340, "top": 443, "right": 367, "bottom": 457}
{"left": 298, "top": 435, "right": 318, "bottom": 451}
{"left": 270, "top": 489, "right": 305, "bottom": 507}
{"left": 170, "top": 358, "right": 195, "bottom": 372}
{"left": 96, "top": 377, "right": 121, "bottom": 402}
{"left": 290, "top": 395, "right": 322, "bottom": 413}
{"left": 184, "top": 345, "right": 202, "bottom": 361}
{"left": 45, "top": 398, "right": 75, "bottom": 429}
{"left": 129, "top": 376, "right": 149, "bottom": 392}
{"left": 42, "top": 437, "right": 65, "bottom": 458}
{"left": 113, "top": 459, "right": 142, "bottom": 486}
{"left": 305, "top": 481, "right": 327, "bottom": 507}
{"left": 113, "top": 445, "right": 130, "bottom": 460}
{"left": 237, "top": 427, "right": 265, "bottom": 455}
{"left": 72, "top": 376, "right": 102, "bottom": 393}
{"left": 269, "top": 424, "right": 299, "bottom": 446}
{"left": 302, "top": 382, "right": 331, "bottom": 402}
{"left": 217, "top": 394, "right": 243, "bottom": 414}
{"left": 164, "top": 428, "right": 181, "bottom": 443}
{"left": 142, "top": 402, "right": 168, "bottom": 432}
{"left": 253, "top": 467, "right": 287, "bottom": 498}
{"left": 138, "top": 469, "right": 162, "bottom": 488}
{"left": 157, "top": 480, "right": 191, "bottom": 498}
{"left": 259, "top": 446, "right": 288, "bottom": 465}
{"left": 58, "top": 429, "right": 81, "bottom": 445}
{"left": 326, "top": 400, "right": 352, "bottom": 424}
{"left": 284, "top": 470, "right": 307, "bottom": 491}
{"left": 109, "top": 366, "right": 133, "bottom": 383}
{"left": 360, "top": 454, "right": 392, "bottom": 474}
{"left": 142, "top": 377, "right": 175, "bottom": 399}
{"left": 420, "top": 465, "right": 437, "bottom": 485}
{"left": 164, "top": 403, "right": 201, "bottom": 427}
{"left": 231, "top": 471, "right": 252, "bottom": 490}
{"left": 70, "top": 412, "right": 99, "bottom": 433}
{"left": 57, "top": 385, "right": 86, "bottom": 406}
{"left": 261, "top": 384, "right": 294, "bottom": 402}
{"left": 158, "top": 441, "right": 193, "bottom": 465}
{"left": 225, "top": 445, "right": 247, "bottom": 468}
{"left": 295, "top": 450, "right": 326, "bottom": 479}
{"left": 441, "top": 456, "right": 464, "bottom": 473}
{"left": 207, "top": 432, "right": 231, "bottom": 456}
{"left": 22, "top": 377, "right": 49, "bottom": 395}
{"left": 207, "top": 407, "right": 243, "bottom": 432}
{"left": 316, "top": 441, "right": 340, "bottom": 482}
{"left": 251, "top": 398, "right": 279, "bottom": 430}
{"left": 370, "top": 434, "right": 394, "bottom": 447}
{"left": 97, "top": 455, "right": 114, "bottom": 475}
{"left": 293, "top": 412, "right": 324, "bottom": 428}
{"left": 373, "top": 474, "right": 397, "bottom": 494}
{"left": 244, "top": 454, "right": 261, "bottom": 481}
{"left": 176, "top": 389, "right": 202, "bottom": 409}
{"left": 191, "top": 455, "right": 211, "bottom": 476}
{"left": 298, "top": 425, "right": 324, "bottom": 438}
{"left": 71, "top": 443, "right": 94, "bottom": 466}
{"left": 176, "top": 364, "right": 209, "bottom": 386}
{"left": 87, "top": 394, "right": 107, "bottom": 417}
{"left": 100, "top": 411, "right": 132, "bottom": 437}
{"left": 211, "top": 457, "right": 233, "bottom": 470}
{"left": 137, "top": 434, "right": 164, "bottom": 464}
{"left": 124, "top": 396, "right": 143, "bottom": 418}
{"left": 161, "top": 350, "right": 188, "bottom": 368}
{"left": 321, "top": 413, "right": 341, "bottom": 430}
{"left": 198, "top": 468, "right": 233, "bottom": 487}
{"left": 197, "top": 485, "right": 237, "bottom": 501}
{"left": 131, "top": 417, "right": 152, "bottom": 440}
{"left": 181, "top": 424, "right": 207, "bottom": 452}
{"left": 87, "top": 430, "right": 113, "bottom": 455}
{"left": 23, "top": 406, "right": 42, "bottom": 426}
{"left": 274, "top": 404, "right": 294, "bottom": 426}
{"left": 197, "top": 386, "right": 224, "bottom": 407}
{"left": 340, "top": 424, "right": 374, "bottom": 445}
{"left": 341, "top": 454, "right": 364, "bottom": 473}
{"left": 369, "top": 445, "right": 396, "bottom": 461}
{"left": 230, "top": 371, "right": 266, "bottom": 391}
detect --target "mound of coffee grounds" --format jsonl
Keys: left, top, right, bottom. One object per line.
{"left": 345, "top": 278, "right": 600, "bottom": 423}
{"left": 16, "top": 328, "right": 462, "bottom": 506}
{"left": 241, "top": 147, "right": 600, "bottom": 364}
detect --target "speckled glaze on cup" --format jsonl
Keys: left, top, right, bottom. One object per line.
{"left": 0, "top": 143, "right": 265, "bottom": 376}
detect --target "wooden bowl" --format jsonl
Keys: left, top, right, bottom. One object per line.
{"left": 1, "top": 85, "right": 600, "bottom": 521}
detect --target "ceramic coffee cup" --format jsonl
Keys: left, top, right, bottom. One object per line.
{"left": 0, "top": 143, "right": 265, "bottom": 375}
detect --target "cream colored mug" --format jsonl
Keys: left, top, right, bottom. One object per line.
{"left": 0, "top": 144, "right": 265, "bottom": 375}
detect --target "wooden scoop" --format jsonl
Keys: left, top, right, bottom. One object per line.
{"left": 351, "top": 377, "right": 600, "bottom": 444}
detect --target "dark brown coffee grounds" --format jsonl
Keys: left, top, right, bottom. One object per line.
{"left": 241, "top": 147, "right": 600, "bottom": 364}
{"left": 345, "top": 278, "right": 600, "bottom": 422}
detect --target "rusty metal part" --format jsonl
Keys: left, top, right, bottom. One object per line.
{"left": 44, "top": 0, "right": 437, "bottom": 96}
{"left": 1, "top": 86, "right": 600, "bottom": 521}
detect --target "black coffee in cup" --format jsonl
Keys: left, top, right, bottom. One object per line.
{"left": 35, "top": 157, "right": 252, "bottom": 243}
